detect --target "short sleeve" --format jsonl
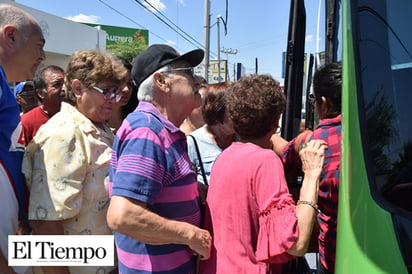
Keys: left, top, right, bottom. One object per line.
{"left": 256, "top": 203, "right": 298, "bottom": 264}
{"left": 111, "top": 126, "right": 166, "bottom": 205}
{"left": 25, "top": 127, "right": 87, "bottom": 221}
{"left": 253, "top": 151, "right": 298, "bottom": 264}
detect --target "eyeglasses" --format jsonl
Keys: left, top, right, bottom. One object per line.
{"left": 92, "top": 86, "right": 122, "bottom": 102}
{"left": 166, "top": 67, "right": 195, "bottom": 79}
{"left": 309, "top": 94, "right": 321, "bottom": 105}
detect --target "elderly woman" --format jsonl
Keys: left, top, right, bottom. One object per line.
{"left": 23, "top": 50, "right": 127, "bottom": 274}
{"left": 200, "top": 74, "right": 327, "bottom": 274}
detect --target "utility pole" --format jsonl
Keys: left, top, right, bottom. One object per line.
{"left": 217, "top": 14, "right": 222, "bottom": 83}
{"left": 202, "top": 0, "right": 211, "bottom": 81}
{"left": 221, "top": 47, "right": 238, "bottom": 81}
{"left": 255, "top": 57, "right": 258, "bottom": 74}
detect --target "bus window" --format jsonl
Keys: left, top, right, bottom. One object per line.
{"left": 357, "top": 1, "right": 412, "bottom": 211}
{"left": 355, "top": 0, "right": 412, "bottom": 270}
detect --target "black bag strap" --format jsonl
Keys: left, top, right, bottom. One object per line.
{"left": 188, "top": 135, "right": 208, "bottom": 185}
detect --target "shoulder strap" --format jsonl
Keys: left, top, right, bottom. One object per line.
{"left": 188, "top": 135, "right": 209, "bottom": 185}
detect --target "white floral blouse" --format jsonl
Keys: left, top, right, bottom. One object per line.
{"left": 23, "top": 102, "right": 116, "bottom": 273}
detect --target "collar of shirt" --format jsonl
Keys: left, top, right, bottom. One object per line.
{"left": 61, "top": 102, "right": 114, "bottom": 140}
{"left": 137, "top": 101, "right": 181, "bottom": 134}
{"left": 317, "top": 114, "right": 342, "bottom": 128}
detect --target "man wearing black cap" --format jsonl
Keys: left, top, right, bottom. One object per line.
{"left": 107, "top": 44, "right": 211, "bottom": 273}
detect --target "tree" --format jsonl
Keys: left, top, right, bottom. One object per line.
{"left": 107, "top": 30, "right": 148, "bottom": 63}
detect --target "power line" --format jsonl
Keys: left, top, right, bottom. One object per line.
{"left": 141, "top": 0, "right": 204, "bottom": 50}
{"left": 97, "top": 0, "right": 167, "bottom": 43}
{"left": 134, "top": 0, "right": 201, "bottom": 49}
{"left": 97, "top": 0, "right": 218, "bottom": 57}
{"left": 134, "top": 0, "right": 219, "bottom": 56}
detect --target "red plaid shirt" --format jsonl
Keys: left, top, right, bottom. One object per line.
{"left": 282, "top": 115, "right": 341, "bottom": 272}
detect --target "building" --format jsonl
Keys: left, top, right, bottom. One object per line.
{"left": 1, "top": 0, "right": 107, "bottom": 69}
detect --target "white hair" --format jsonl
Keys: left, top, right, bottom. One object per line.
{"left": 137, "top": 64, "right": 175, "bottom": 102}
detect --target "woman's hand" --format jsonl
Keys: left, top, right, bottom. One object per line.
{"left": 299, "top": 140, "right": 328, "bottom": 177}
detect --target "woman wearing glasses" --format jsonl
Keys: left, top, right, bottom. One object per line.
{"left": 22, "top": 50, "right": 127, "bottom": 274}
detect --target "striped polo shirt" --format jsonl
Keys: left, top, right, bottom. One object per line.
{"left": 109, "top": 101, "right": 201, "bottom": 274}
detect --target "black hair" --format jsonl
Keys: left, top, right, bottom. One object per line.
{"left": 33, "top": 65, "right": 64, "bottom": 90}
{"left": 313, "top": 61, "right": 342, "bottom": 115}
{"left": 121, "top": 86, "right": 139, "bottom": 119}
{"left": 115, "top": 56, "right": 139, "bottom": 118}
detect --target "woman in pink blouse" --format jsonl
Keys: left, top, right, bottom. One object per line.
{"left": 200, "top": 74, "right": 327, "bottom": 274}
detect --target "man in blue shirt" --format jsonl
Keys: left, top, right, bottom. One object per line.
{"left": 0, "top": 4, "right": 45, "bottom": 272}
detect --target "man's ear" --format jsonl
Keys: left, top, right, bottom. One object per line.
{"left": 153, "top": 72, "right": 169, "bottom": 92}
{"left": 3, "top": 25, "right": 18, "bottom": 48}
{"left": 35, "top": 88, "right": 45, "bottom": 100}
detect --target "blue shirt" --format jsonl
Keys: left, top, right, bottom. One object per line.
{"left": 0, "top": 66, "right": 27, "bottom": 222}
{"left": 187, "top": 125, "right": 223, "bottom": 185}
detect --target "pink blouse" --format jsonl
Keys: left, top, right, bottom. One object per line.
{"left": 200, "top": 142, "right": 298, "bottom": 274}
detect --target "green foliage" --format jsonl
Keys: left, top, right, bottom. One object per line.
{"left": 107, "top": 31, "right": 148, "bottom": 63}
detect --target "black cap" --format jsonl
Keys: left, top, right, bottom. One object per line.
{"left": 132, "top": 44, "right": 204, "bottom": 88}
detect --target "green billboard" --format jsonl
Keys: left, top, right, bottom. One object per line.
{"left": 84, "top": 23, "right": 148, "bottom": 46}
{"left": 83, "top": 23, "right": 148, "bottom": 62}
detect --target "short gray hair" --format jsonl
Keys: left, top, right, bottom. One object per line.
{"left": 137, "top": 65, "right": 174, "bottom": 102}
{"left": 0, "top": 4, "right": 33, "bottom": 43}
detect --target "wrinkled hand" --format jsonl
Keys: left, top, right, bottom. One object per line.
{"left": 299, "top": 139, "right": 328, "bottom": 176}
{"left": 188, "top": 228, "right": 212, "bottom": 260}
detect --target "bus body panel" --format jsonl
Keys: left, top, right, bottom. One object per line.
{"left": 335, "top": 1, "right": 408, "bottom": 273}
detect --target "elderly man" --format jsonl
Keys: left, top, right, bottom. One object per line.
{"left": 107, "top": 44, "right": 212, "bottom": 274}
{"left": 0, "top": 3, "right": 45, "bottom": 273}
{"left": 21, "top": 65, "right": 65, "bottom": 145}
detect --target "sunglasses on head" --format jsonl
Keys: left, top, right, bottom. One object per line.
{"left": 309, "top": 94, "right": 322, "bottom": 105}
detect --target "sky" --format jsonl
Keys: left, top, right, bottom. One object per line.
{"left": 14, "top": 0, "right": 322, "bottom": 83}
